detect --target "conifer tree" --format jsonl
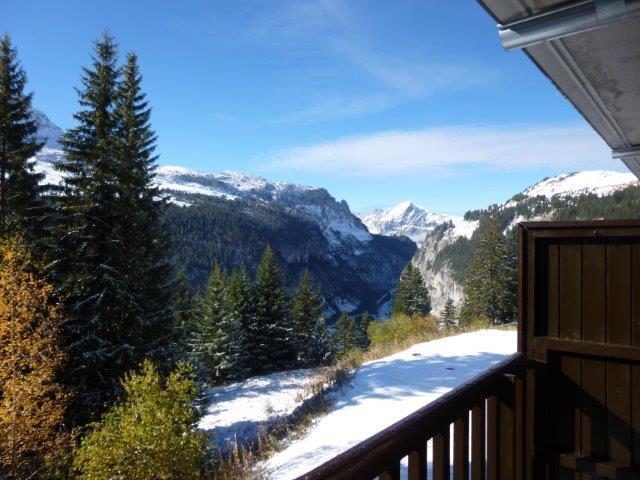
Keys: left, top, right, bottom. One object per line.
{"left": 356, "top": 312, "right": 372, "bottom": 349}
{"left": 53, "top": 33, "right": 172, "bottom": 420}
{"left": 460, "top": 216, "right": 516, "bottom": 325}
{"left": 172, "top": 268, "right": 202, "bottom": 362}
{"left": 392, "top": 263, "right": 431, "bottom": 317}
{"left": 0, "top": 35, "right": 44, "bottom": 239}
{"left": 254, "top": 246, "right": 295, "bottom": 372}
{"left": 113, "top": 51, "right": 173, "bottom": 367}
{"left": 334, "top": 312, "right": 358, "bottom": 354}
{"left": 220, "top": 267, "right": 254, "bottom": 379}
{"left": 196, "top": 262, "right": 227, "bottom": 382}
{"left": 0, "top": 237, "right": 69, "bottom": 479}
{"left": 441, "top": 298, "right": 457, "bottom": 329}
{"left": 291, "top": 270, "right": 329, "bottom": 366}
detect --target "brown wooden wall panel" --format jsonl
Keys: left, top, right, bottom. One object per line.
{"left": 560, "top": 243, "right": 582, "bottom": 340}
{"left": 582, "top": 243, "right": 606, "bottom": 343}
{"left": 548, "top": 243, "right": 560, "bottom": 338}
{"left": 607, "top": 243, "right": 632, "bottom": 346}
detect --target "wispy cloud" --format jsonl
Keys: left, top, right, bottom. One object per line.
{"left": 234, "top": 0, "right": 496, "bottom": 122}
{"left": 265, "top": 124, "right": 613, "bottom": 177}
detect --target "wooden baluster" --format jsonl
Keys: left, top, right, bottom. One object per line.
{"left": 487, "top": 395, "right": 499, "bottom": 480}
{"left": 499, "top": 380, "right": 515, "bottom": 479}
{"left": 472, "top": 402, "right": 486, "bottom": 480}
{"left": 433, "top": 428, "right": 450, "bottom": 480}
{"left": 379, "top": 461, "right": 400, "bottom": 480}
{"left": 408, "top": 442, "right": 427, "bottom": 480}
{"left": 454, "top": 414, "right": 470, "bottom": 480}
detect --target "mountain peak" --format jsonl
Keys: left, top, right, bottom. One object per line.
{"left": 359, "top": 201, "right": 458, "bottom": 244}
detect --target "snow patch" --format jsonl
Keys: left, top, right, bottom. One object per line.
{"left": 263, "top": 329, "right": 517, "bottom": 479}
{"left": 523, "top": 170, "right": 637, "bottom": 199}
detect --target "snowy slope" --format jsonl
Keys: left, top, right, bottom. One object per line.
{"left": 523, "top": 170, "right": 637, "bottom": 199}
{"left": 263, "top": 329, "right": 517, "bottom": 479}
{"left": 359, "top": 201, "right": 460, "bottom": 245}
{"left": 198, "top": 368, "right": 319, "bottom": 452}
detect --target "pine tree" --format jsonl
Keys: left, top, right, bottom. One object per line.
{"left": 53, "top": 32, "right": 123, "bottom": 419}
{"left": 113, "top": 51, "right": 173, "bottom": 368}
{"left": 0, "top": 35, "right": 44, "bottom": 239}
{"left": 291, "top": 270, "right": 329, "bottom": 366}
{"left": 460, "top": 216, "right": 516, "bottom": 325}
{"left": 0, "top": 237, "right": 70, "bottom": 479}
{"left": 172, "top": 268, "right": 202, "bottom": 362}
{"left": 254, "top": 246, "right": 295, "bottom": 373}
{"left": 334, "top": 312, "right": 358, "bottom": 355}
{"left": 356, "top": 312, "right": 372, "bottom": 349}
{"left": 196, "top": 262, "right": 227, "bottom": 383}
{"left": 392, "top": 263, "right": 431, "bottom": 317}
{"left": 441, "top": 298, "right": 457, "bottom": 329}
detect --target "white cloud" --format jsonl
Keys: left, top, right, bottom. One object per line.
{"left": 265, "top": 124, "right": 614, "bottom": 177}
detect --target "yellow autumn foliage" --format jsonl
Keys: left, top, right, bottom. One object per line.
{"left": 0, "top": 237, "right": 70, "bottom": 479}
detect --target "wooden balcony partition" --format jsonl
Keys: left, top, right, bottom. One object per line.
{"left": 297, "top": 220, "right": 640, "bottom": 480}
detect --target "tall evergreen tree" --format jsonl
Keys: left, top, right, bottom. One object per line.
{"left": 441, "top": 298, "right": 457, "bottom": 329}
{"left": 392, "top": 263, "right": 431, "bottom": 317}
{"left": 254, "top": 246, "right": 295, "bottom": 373}
{"left": 333, "top": 312, "right": 358, "bottom": 354}
{"left": 172, "top": 268, "right": 202, "bottom": 362}
{"left": 196, "top": 262, "right": 227, "bottom": 383}
{"left": 0, "top": 35, "right": 44, "bottom": 239}
{"left": 53, "top": 33, "right": 171, "bottom": 420}
{"left": 291, "top": 270, "right": 329, "bottom": 366}
{"left": 113, "top": 51, "right": 173, "bottom": 367}
{"left": 220, "top": 266, "right": 254, "bottom": 379}
{"left": 460, "top": 216, "right": 516, "bottom": 325}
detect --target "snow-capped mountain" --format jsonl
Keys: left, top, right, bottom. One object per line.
{"left": 358, "top": 201, "right": 459, "bottom": 245}
{"left": 521, "top": 170, "right": 637, "bottom": 199}
{"left": 410, "top": 169, "right": 640, "bottom": 314}
{"left": 155, "top": 167, "right": 372, "bottom": 249}
{"left": 30, "top": 110, "right": 413, "bottom": 318}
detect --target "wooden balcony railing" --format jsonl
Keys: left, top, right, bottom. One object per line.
{"left": 296, "top": 353, "right": 526, "bottom": 480}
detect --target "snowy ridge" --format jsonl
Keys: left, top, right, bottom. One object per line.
{"left": 30, "top": 110, "right": 372, "bottom": 251}
{"left": 522, "top": 170, "right": 637, "bottom": 199}
{"left": 359, "top": 201, "right": 460, "bottom": 244}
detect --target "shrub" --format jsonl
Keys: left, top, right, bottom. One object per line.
{"left": 74, "top": 360, "right": 208, "bottom": 480}
{"left": 368, "top": 314, "right": 439, "bottom": 349}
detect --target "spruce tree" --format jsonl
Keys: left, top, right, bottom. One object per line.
{"left": 254, "top": 246, "right": 295, "bottom": 373}
{"left": 334, "top": 312, "right": 358, "bottom": 355}
{"left": 392, "top": 263, "right": 431, "bottom": 317}
{"left": 0, "top": 35, "right": 44, "bottom": 239}
{"left": 53, "top": 33, "right": 172, "bottom": 420}
{"left": 113, "top": 51, "right": 173, "bottom": 367}
{"left": 291, "top": 270, "right": 329, "bottom": 366}
{"left": 172, "top": 268, "right": 202, "bottom": 362}
{"left": 356, "top": 312, "right": 372, "bottom": 349}
{"left": 220, "top": 267, "right": 254, "bottom": 380}
{"left": 441, "top": 298, "right": 457, "bottom": 329}
{"left": 196, "top": 262, "right": 227, "bottom": 383}
{"left": 54, "top": 32, "right": 123, "bottom": 419}
{"left": 460, "top": 216, "right": 516, "bottom": 325}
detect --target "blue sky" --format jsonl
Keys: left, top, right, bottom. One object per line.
{"left": 4, "top": 0, "right": 620, "bottom": 214}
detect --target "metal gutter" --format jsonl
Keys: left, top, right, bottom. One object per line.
{"left": 498, "top": 0, "right": 640, "bottom": 50}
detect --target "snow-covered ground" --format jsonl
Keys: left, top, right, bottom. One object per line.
{"left": 198, "top": 368, "right": 319, "bottom": 452}
{"left": 263, "top": 329, "right": 517, "bottom": 479}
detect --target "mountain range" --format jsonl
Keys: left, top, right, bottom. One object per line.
{"left": 30, "top": 110, "right": 414, "bottom": 319}
{"left": 30, "top": 109, "right": 640, "bottom": 318}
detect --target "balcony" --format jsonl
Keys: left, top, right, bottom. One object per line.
{"left": 297, "top": 221, "right": 640, "bottom": 480}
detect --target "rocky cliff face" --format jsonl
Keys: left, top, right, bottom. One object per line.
{"left": 410, "top": 170, "right": 639, "bottom": 315}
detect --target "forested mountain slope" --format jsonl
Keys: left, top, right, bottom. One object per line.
{"left": 413, "top": 171, "right": 640, "bottom": 313}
